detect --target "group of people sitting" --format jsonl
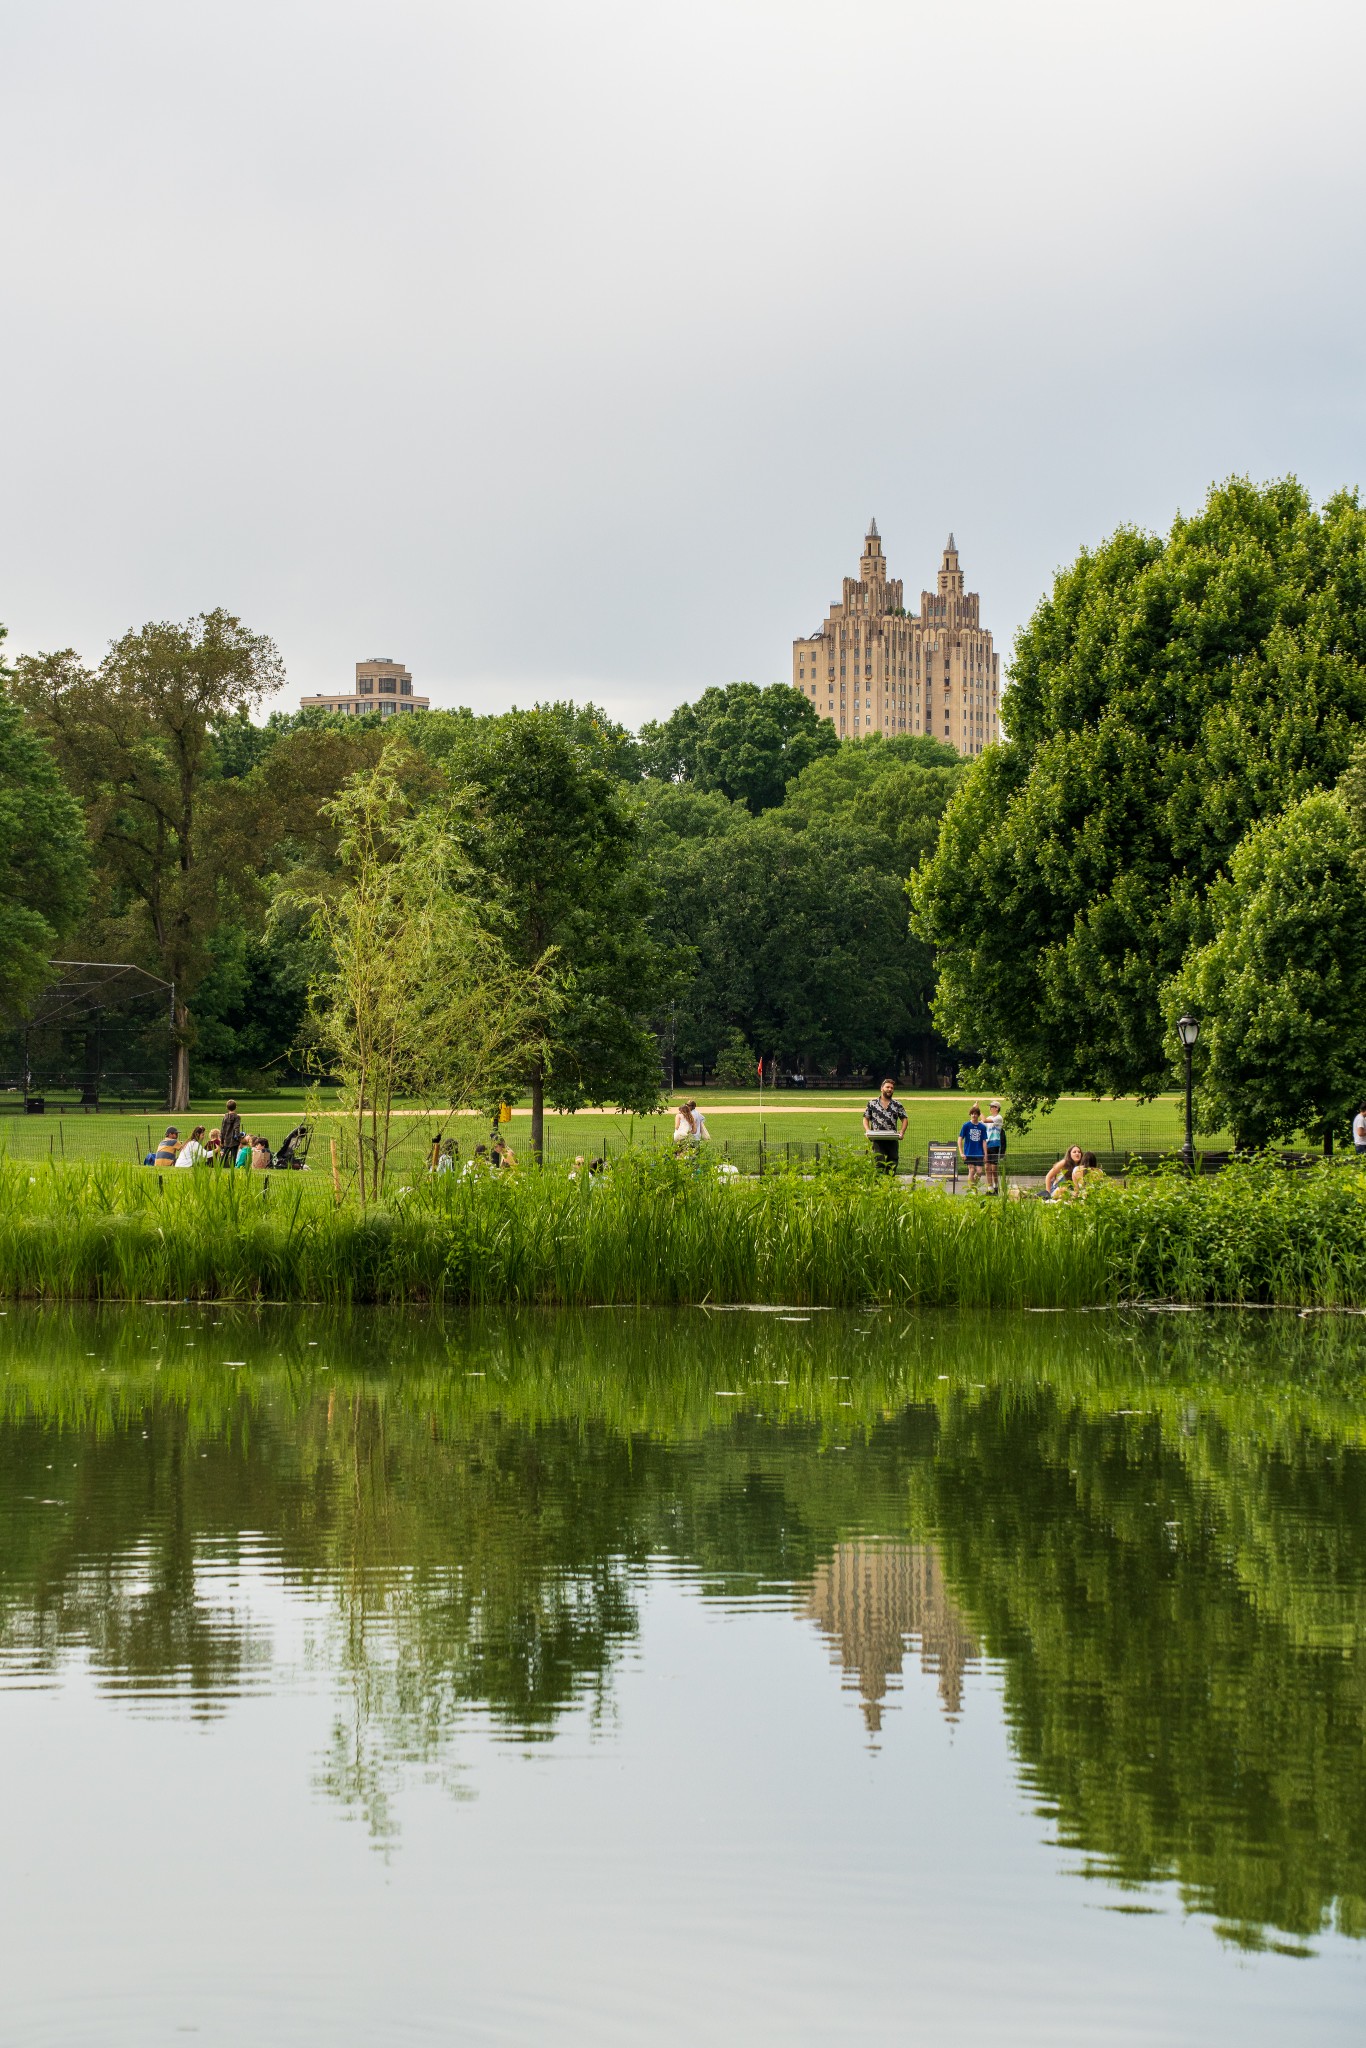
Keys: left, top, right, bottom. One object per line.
{"left": 145, "top": 1101, "right": 270, "bottom": 1170}
{"left": 426, "top": 1133, "right": 517, "bottom": 1175}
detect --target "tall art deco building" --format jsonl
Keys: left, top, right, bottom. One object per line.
{"left": 792, "top": 522, "right": 1000, "bottom": 754}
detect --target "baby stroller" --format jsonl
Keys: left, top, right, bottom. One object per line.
{"left": 271, "top": 1122, "right": 312, "bottom": 1171}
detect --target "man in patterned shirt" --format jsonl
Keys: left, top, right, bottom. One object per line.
{"left": 862, "top": 1078, "right": 908, "bottom": 1173}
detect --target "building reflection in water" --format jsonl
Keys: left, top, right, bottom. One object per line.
{"left": 803, "top": 1543, "right": 979, "bottom": 1736}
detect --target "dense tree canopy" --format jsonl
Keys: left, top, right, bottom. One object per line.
{"left": 11, "top": 611, "right": 285, "bottom": 1107}
{"left": 0, "top": 629, "right": 89, "bottom": 1020}
{"left": 641, "top": 736, "right": 961, "bottom": 1077}
{"left": 911, "top": 478, "right": 1366, "bottom": 1114}
{"left": 1168, "top": 789, "right": 1366, "bottom": 1150}
{"left": 639, "top": 680, "right": 838, "bottom": 813}
{"left": 411, "top": 706, "right": 674, "bottom": 1152}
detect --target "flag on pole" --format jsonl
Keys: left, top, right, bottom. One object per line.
{"left": 756, "top": 1057, "right": 764, "bottom": 1081}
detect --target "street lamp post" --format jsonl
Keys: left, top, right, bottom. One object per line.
{"left": 1177, "top": 1015, "right": 1200, "bottom": 1172}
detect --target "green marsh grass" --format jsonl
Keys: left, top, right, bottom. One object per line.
{"left": 0, "top": 1152, "right": 1364, "bottom": 1307}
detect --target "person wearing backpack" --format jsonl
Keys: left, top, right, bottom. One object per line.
{"left": 218, "top": 1099, "right": 242, "bottom": 1167}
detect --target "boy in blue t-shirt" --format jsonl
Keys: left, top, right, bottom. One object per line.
{"left": 958, "top": 1104, "right": 987, "bottom": 1187}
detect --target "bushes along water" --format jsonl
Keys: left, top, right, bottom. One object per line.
{"left": 2, "top": 1152, "right": 1366, "bottom": 1307}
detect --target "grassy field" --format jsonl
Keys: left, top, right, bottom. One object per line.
{"left": 0, "top": 1088, "right": 1221, "bottom": 1170}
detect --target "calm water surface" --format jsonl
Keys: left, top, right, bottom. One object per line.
{"left": 1, "top": 1304, "right": 1364, "bottom": 2044}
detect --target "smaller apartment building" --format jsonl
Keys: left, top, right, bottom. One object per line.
{"left": 299, "top": 657, "right": 430, "bottom": 718}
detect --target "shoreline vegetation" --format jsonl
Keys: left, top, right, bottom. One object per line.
{"left": 2, "top": 1153, "right": 1366, "bottom": 1309}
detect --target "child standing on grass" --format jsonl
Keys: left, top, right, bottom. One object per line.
{"left": 958, "top": 1104, "right": 987, "bottom": 1187}
{"left": 984, "top": 1100, "right": 1006, "bottom": 1192}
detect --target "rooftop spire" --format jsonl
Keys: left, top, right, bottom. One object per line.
{"left": 869, "top": 516, "right": 879, "bottom": 538}
{"left": 945, "top": 532, "right": 956, "bottom": 554}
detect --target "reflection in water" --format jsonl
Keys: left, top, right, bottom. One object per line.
{"left": 803, "top": 1543, "right": 979, "bottom": 1730}
{"left": 1, "top": 1303, "right": 1365, "bottom": 1959}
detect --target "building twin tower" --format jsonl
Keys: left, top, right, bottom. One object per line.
{"left": 793, "top": 522, "right": 1000, "bottom": 754}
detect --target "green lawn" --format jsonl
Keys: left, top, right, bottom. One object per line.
{"left": 0, "top": 1087, "right": 1225, "bottom": 1170}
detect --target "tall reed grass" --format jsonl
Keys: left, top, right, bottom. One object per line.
{"left": 0, "top": 1153, "right": 1364, "bottom": 1307}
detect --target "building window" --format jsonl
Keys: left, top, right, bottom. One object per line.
{"left": 359, "top": 679, "right": 374, "bottom": 693}
{"left": 380, "top": 677, "right": 397, "bottom": 694}
{"left": 400, "top": 679, "right": 412, "bottom": 696}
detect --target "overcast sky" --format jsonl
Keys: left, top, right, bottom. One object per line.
{"left": 2, "top": 0, "right": 1364, "bottom": 726}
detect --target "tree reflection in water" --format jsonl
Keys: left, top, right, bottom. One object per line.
{"left": 0, "top": 1304, "right": 1364, "bottom": 1942}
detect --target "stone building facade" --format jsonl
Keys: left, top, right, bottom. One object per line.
{"left": 792, "top": 523, "right": 1000, "bottom": 754}
{"left": 299, "top": 656, "right": 429, "bottom": 719}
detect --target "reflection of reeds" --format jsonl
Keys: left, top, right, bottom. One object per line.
{"left": 1, "top": 1153, "right": 1366, "bottom": 1306}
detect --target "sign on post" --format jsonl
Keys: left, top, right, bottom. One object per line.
{"left": 927, "top": 1142, "right": 958, "bottom": 1189}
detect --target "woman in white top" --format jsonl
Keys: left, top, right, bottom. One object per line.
{"left": 175, "top": 1125, "right": 209, "bottom": 1167}
{"left": 673, "top": 1099, "right": 709, "bottom": 1145}
{"left": 1354, "top": 1106, "right": 1366, "bottom": 1155}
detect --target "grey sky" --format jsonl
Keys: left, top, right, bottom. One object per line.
{"left": 2, "top": 0, "right": 1364, "bottom": 726}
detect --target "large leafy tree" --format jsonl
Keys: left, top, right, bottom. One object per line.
{"left": 782, "top": 732, "right": 961, "bottom": 870}
{"left": 639, "top": 680, "right": 838, "bottom": 813}
{"left": 1166, "top": 786, "right": 1366, "bottom": 1151}
{"left": 0, "top": 627, "right": 89, "bottom": 1021}
{"left": 911, "top": 478, "right": 1366, "bottom": 1113}
{"left": 425, "top": 707, "right": 674, "bottom": 1157}
{"left": 12, "top": 611, "right": 284, "bottom": 1107}
{"left": 641, "top": 767, "right": 949, "bottom": 1080}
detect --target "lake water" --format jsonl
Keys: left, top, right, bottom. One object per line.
{"left": 1, "top": 1304, "right": 1364, "bottom": 2044}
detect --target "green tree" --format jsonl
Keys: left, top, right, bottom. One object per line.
{"left": 421, "top": 707, "right": 674, "bottom": 1158}
{"left": 643, "top": 797, "right": 929, "bottom": 1077}
{"left": 713, "top": 1027, "right": 756, "bottom": 1089}
{"left": 911, "top": 478, "right": 1366, "bottom": 1115}
{"left": 0, "top": 628, "right": 89, "bottom": 1020}
{"left": 640, "top": 739, "right": 957, "bottom": 1080}
{"left": 639, "top": 680, "right": 838, "bottom": 813}
{"left": 292, "top": 737, "right": 556, "bottom": 1203}
{"left": 1165, "top": 791, "right": 1366, "bottom": 1151}
{"left": 783, "top": 732, "right": 961, "bottom": 871}
{"left": 12, "top": 612, "right": 284, "bottom": 1108}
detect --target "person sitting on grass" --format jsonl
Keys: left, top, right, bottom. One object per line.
{"left": 153, "top": 1126, "right": 180, "bottom": 1168}
{"left": 958, "top": 1104, "right": 988, "bottom": 1187}
{"left": 250, "top": 1135, "right": 272, "bottom": 1170}
{"left": 1043, "top": 1144, "right": 1084, "bottom": 1199}
{"left": 490, "top": 1136, "right": 516, "bottom": 1170}
{"left": 1071, "top": 1150, "right": 1105, "bottom": 1195}
{"left": 206, "top": 1128, "right": 221, "bottom": 1163}
{"left": 235, "top": 1131, "right": 253, "bottom": 1169}
{"left": 174, "top": 1125, "right": 209, "bottom": 1167}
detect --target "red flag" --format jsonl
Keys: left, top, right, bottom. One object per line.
{"left": 756, "top": 1057, "right": 764, "bottom": 1080}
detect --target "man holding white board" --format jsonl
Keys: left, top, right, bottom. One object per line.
{"left": 863, "top": 1079, "right": 908, "bottom": 1173}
